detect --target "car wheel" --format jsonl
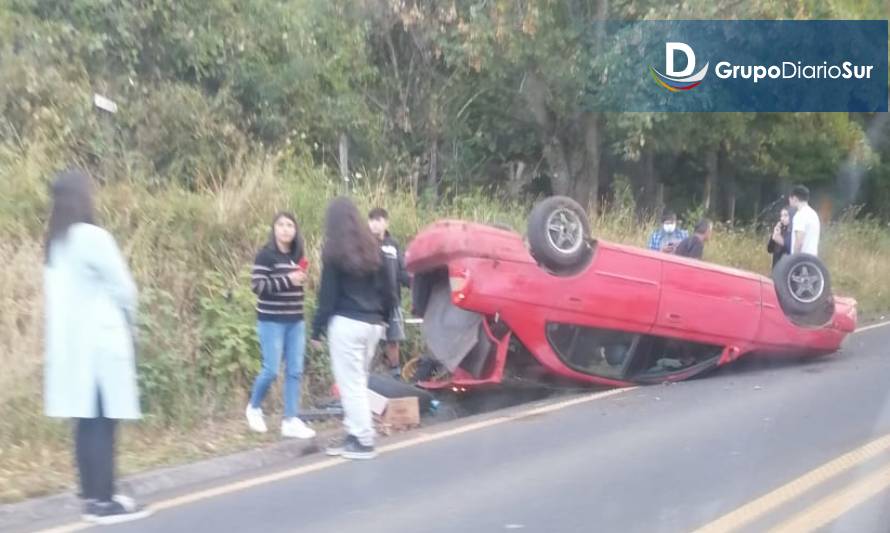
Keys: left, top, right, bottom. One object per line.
{"left": 527, "top": 196, "right": 592, "bottom": 273}
{"left": 773, "top": 254, "right": 833, "bottom": 317}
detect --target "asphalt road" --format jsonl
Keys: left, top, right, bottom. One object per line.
{"left": 32, "top": 323, "right": 890, "bottom": 533}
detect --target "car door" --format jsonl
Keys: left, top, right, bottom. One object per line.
{"left": 654, "top": 259, "right": 762, "bottom": 345}
{"left": 554, "top": 244, "right": 663, "bottom": 332}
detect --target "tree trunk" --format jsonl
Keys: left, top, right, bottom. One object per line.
{"left": 633, "top": 145, "right": 659, "bottom": 216}
{"left": 522, "top": 71, "right": 573, "bottom": 197}
{"left": 338, "top": 132, "right": 349, "bottom": 182}
{"left": 506, "top": 160, "right": 530, "bottom": 197}
{"left": 599, "top": 149, "right": 615, "bottom": 207}
{"left": 723, "top": 173, "right": 737, "bottom": 225}
{"left": 579, "top": 0, "right": 608, "bottom": 217}
{"left": 836, "top": 109, "right": 889, "bottom": 211}
{"left": 572, "top": 112, "right": 601, "bottom": 215}
{"left": 521, "top": 0, "right": 607, "bottom": 210}
{"left": 703, "top": 147, "right": 718, "bottom": 214}
{"left": 656, "top": 183, "right": 665, "bottom": 213}
{"left": 753, "top": 184, "right": 762, "bottom": 225}
{"left": 426, "top": 137, "right": 439, "bottom": 200}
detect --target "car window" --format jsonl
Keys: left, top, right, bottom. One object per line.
{"left": 546, "top": 323, "right": 637, "bottom": 379}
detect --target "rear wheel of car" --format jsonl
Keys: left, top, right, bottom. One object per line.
{"left": 527, "top": 196, "right": 592, "bottom": 274}
{"left": 773, "top": 254, "right": 833, "bottom": 319}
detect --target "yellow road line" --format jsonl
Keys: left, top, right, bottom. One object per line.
{"left": 35, "top": 387, "right": 635, "bottom": 533}
{"left": 690, "top": 432, "right": 890, "bottom": 533}
{"left": 767, "top": 461, "right": 890, "bottom": 532}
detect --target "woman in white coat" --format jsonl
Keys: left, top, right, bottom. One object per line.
{"left": 44, "top": 170, "right": 150, "bottom": 524}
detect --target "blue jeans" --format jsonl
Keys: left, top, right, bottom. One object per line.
{"left": 249, "top": 320, "right": 305, "bottom": 419}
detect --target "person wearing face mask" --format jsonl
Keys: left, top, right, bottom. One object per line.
{"left": 767, "top": 207, "right": 795, "bottom": 269}
{"left": 648, "top": 211, "right": 688, "bottom": 254}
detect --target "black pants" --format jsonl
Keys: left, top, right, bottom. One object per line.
{"left": 74, "top": 394, "right": 117, "bottom": 502}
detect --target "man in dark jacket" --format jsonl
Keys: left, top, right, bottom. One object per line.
{"left": 369, "top": 208, "right": 411, "bottom": 374}
{"left": 675, "top": 219, "right": 713, "bottom": 260}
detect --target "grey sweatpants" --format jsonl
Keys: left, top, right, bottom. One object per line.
{"left": 328, "top": 315, "right": 385, "bottom": 446}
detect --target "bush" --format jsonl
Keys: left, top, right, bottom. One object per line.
{"left": 197, "top": 270, "right": 261, "bottom": 400}
{"left": 126, "top": 85, "right": 249, "bottom": 189}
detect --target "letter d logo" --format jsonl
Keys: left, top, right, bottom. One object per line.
{"left": 650, "top": 42, "right": 709, "bottom": 92}
{"left": 666, "top": 42, "right": 696, "bottom": 77}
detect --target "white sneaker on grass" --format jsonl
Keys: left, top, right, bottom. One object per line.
{"left": 245, "top": 405, "right": 268, "bottom": 433}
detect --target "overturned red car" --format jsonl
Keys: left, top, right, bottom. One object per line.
{"left": 405, "top": 197, "right": 857, "bottom": 390}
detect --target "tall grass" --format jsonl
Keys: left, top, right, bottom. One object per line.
{"left": 1, "top": 142, "right": 888, "bottom": 502}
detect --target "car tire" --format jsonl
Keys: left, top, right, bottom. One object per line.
{"left": 773, "top": 254, "right": 833, "bottom": 317}
{"left": 527, "top": 196, "right": 592, "bottom": 273}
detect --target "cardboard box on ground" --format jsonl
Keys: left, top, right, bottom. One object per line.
{"left": 368, "top": 388, "right": 420, "bottom": 435}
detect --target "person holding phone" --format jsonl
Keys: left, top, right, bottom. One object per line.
{"left": 767, "top": 207, "right": 794, "bottom": 268}
{"left": 246, "top": 212, "right": 316, "bottom": 439}
{"left": 648, "top": 211, "right": 688, "bottom": 254}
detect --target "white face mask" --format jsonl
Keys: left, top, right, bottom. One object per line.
{"left": 663, "top": 223, "right": 677, "bottom": 233}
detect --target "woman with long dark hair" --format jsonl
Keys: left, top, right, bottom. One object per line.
{"left": 767, "top": 207, "right": 795, "bottom": 269}
{"left": 311, "top": 197, "right": 397, "bottom": 460}
{"left": 246, "top": 212, "right": 316, "bottom": 439}
{"left": 44, "top": 170, "right": 150, "bottom": 524}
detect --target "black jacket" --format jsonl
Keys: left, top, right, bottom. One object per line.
{"left": 675, "top": 235, "right": 705, "bottom": 259}
{"left": 381, "top": 232, "right": 410, "bottom": 302}
{"left": 310, "top": 252, "right": 397, "bottom": 340}
{"left": 767, "top": 223, "right": 793, "bottom": 268}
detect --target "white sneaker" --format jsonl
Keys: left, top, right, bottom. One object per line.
{"left": 281, "top": 417, "right": 316, "bottom": 439}
{"left": 245, "top": 405, "right": 267, "bottom": 433}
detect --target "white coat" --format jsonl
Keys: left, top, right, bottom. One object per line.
{"left": 44, "top": 223, "right": 141, "bottom": 419}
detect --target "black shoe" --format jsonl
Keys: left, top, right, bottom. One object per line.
{"left": 83, "top": 495, "right": 152, "bottom": 525}
{"left": 342, "top": 438, "right": 377, "bottom": 460}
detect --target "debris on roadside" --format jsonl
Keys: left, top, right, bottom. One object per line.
{"left": 370, "top": 390, "right": 421, "bottom": 435}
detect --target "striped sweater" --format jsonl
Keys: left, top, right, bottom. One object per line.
{"left": 250, "top": 246, "right": 307, "bottom": 322}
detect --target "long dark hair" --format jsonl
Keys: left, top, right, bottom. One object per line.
{"left": 266, "top": 211, "right": 304, "bottom": 261}
{"left": 45, "top": 169, "right": 96, "bottom": 263}
{"left": 321, "top": 196, "right": 381, "bottom": 275}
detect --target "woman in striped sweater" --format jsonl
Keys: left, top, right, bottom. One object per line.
{"left": 245, "top": 212, "right": 316, "bottom": 439}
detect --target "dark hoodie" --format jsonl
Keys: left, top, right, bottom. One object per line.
{"left": 767, "top": 223, "right": 793, "bottom": 268}
{"left": 250, "top": 228, "right": 307, "bottom": 323}
{"left": 380, "top": 231, "right": 410, "bottom": 302}
{"left": 311, "top": 251, "right": 397, "bottom": 341}
{"left": 767, "top": 208, "right": 795, "bottom": 269}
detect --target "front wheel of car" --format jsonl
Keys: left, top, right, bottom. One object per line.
{"left": 527, "top": 195, "right": 592, "bottom": 274}
{"left": 772, "top": 253, "right": 833, "bottom": 319}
